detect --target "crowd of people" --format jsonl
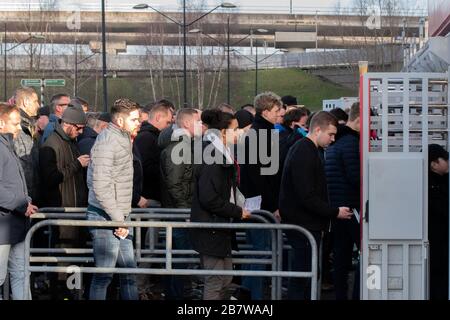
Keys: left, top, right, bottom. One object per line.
{"left": 0, "top": 87, "right": 448, "bottom": 301}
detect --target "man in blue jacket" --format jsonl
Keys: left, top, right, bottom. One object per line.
{"left": 324, "top": 102, "right": 361, "bottom": 300}
{"left": 0, "top": 103, "right": 38, "bottom": 300}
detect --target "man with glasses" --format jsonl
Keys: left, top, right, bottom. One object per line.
{"left": 41, "top": 93, "right": 71, "bottom": 143}
{"left": 38, "top": 106, "right": 89, "bottom": 298}
{"left": 39, "top": 106, "right": 89, "bottom": 225}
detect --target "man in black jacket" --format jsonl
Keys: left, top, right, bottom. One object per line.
{"left": 0, "top": 103, "right": 38, "bottom": 300}
{"left": 279, "top": 111, "right": 353, "bottom": 300}
{"left": 239, "top": 91, "right": 282, "bottom": 299}
{"left": 159, "top": 108, "right": 201, "bottom": 299}
{"left": 324, "top": 102, "right": 361, "bottom": 300}
{"left": 134, "top": 101, "right": 173, "bottom": 203}
{"left": 428, "top": 143, "right": 449, "bottom": 300}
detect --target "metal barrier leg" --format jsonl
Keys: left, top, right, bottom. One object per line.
{"left": 135, "top": 217, "right": 141, "bottom": 262}
{"left": 276, "top": 230, "right": 283, "bottom": 300}
{"left": 317, "top": 234, "right": 323, "bottom": 300}
{"left": 271, "top": 229, "right": 277, "bottom": 300}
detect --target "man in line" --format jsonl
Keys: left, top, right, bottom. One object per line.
{"left": 86, "top": 98, "right": 141, "bottom": 300}
{"left": 39, "top": 107, "right": 89, "bottom": 209}
{"left": 13, "top": 87, "right": 41, "bottom": 204}
{"left": 134, "top": 101, "right": 173, "bottom": 203}
{"left": 324, "top": 103, "right": 361, "bottom": 300}
{"left": 41, "top": 93, "right": 71, "bottom": 143}
{"left": 159, "top": 108, "right": 202, "bottom": 299}
{"left": 77, "top": 112, "right": 111, "bottom": 156}
{"left": 239, "top": 92, "right": 282, "bottom": 299}
{"left": 279, "top": 111, "right": 353, "bottom": 300}
{"left": 0, "top": 103, "right": 38, "bottom": 300}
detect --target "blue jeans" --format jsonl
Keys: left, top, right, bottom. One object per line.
{"left": 0, "top": 241, "right": 31, "bottom": 300}
{"left": 286, "top": 230, "right": 322, "bottom": 300}
{"left": 87, "top": 206, "right": 138, "bottom": 300}
{"left": 242, "top": 229, "right": 271, "bottom": 300}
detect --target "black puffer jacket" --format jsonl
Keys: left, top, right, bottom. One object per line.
{"left": 190, "top": 141, "right": 242, "bottom": 258}
{"left": 134, "top": 121, "right": 162, "bottom": 201}
{"left": 324, "top": 125, "right": 360, "bottom": 210}
{"left": 159, "top": 128, "right": 195, "bottom": 209}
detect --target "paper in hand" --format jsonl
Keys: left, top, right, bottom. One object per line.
{"left": 244, "top": 195, "right": 262, "bottom": 212}
{"left": 352, "top": 208, "right": 360, "bottom": 224}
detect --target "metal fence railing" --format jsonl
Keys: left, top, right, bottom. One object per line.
{"left": 20, "top": 208, "right": 318, "bottom": 300}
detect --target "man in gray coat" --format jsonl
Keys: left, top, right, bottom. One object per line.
{"left": 86, "top": 98, "right": 140, "bottom": 300}
{"left": 0, "top": 103, "right": 38, "bottom": 300}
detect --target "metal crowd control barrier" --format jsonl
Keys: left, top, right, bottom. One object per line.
{"left": 25, "top": 208, "right": 318, "bottom": 300}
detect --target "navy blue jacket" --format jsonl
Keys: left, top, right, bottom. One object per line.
{"left": 324, "top": 125, "right": 360, "bottom": 210}
{"left": 77, "top": 126, "right": 98, "bottom": 156}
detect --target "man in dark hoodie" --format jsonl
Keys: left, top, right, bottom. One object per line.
{"left": 134, "top": 101, "right": 173, "bottom": 202}
{"left": 324, "top": 102, "right": 361, "bottom": 300}
{"left": 280, "top": 111, "right": 353, "bottom": 300}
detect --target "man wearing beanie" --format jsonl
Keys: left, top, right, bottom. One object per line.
{"left": 39, "top": 106, "right": 89, "bottom": 214}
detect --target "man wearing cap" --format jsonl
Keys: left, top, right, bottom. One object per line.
{"left": 428, "top": 144, "right": 449, "bottom": 300}
{"left": 39, "top": 106, "right": 89, "bottom": 208}
{"left": 78, "top": 112, "right": 111, "bottom": 156}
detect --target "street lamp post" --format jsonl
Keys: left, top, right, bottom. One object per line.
{"left": 101, "top": 0, "right": 108, "bottom": 112}
{"left": 3, "top": 24, "right": 45, "bottom": 100}
{"left": 133, "top": 2, "right": 236, "bottom": 107}
{"left": 232, "top": 47, "right": 288, "bottom": 96}
{"left": 189, "top": 25, "right": 262, "bottom": 104}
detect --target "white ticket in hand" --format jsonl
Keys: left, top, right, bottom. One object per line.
{"left": 244, "top": 195, "right": 262, "bottom": 212}
{"left": 353, "top": 209, "right": 360, "bottom": 224}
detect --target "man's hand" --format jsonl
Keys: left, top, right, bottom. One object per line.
{"left": 114, "top": 227, "right": 129, "bottom": 239}
{"left": 273, "top": 209, "right": 281, "bottom": 223}
{"left": 337, "top": 207, "right": 353, "bottom": 220}
{"left": 137, "top": 196, "right": 150, "bottom": 208}
{"left": 241, "top": 209, "right": 251, "bottom": 220}
{"left": 25, "top": 203, "right": 38, "bottom": 217}
{"left": 77, "top": 155, "right": 90, "bottom": 167}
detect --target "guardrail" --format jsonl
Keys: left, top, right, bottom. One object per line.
{"left": 23, "top": 209, "right": 318, "bottom": 300}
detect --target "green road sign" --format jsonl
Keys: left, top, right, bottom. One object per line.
{"left": 44, "top": 79, "right": 65, "bottom": 87}
{"left": 21, "top": 79, "right": 42, "bottom": 87}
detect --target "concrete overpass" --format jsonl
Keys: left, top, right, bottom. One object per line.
{"left": 4, "top": 46, "right": 401, "bottom": 74}
{"left": 0, "top": 11, "right": 426, "bottom": 50}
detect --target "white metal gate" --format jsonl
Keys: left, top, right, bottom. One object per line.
{"left": 361, "top": 71, "right": 449, "bottom": 299}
